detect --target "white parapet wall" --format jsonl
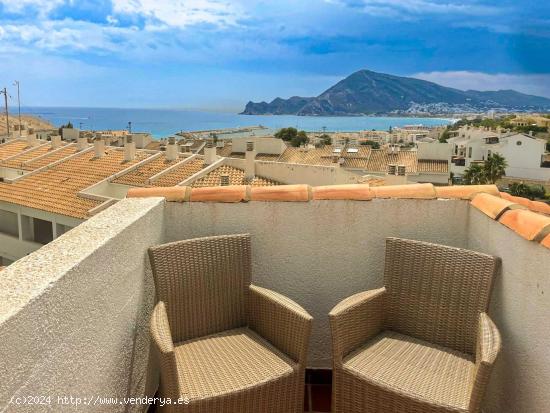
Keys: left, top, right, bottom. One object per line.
{"left": 225, "top": 157, "right": 365, "bottom": 185}
{"left": 0, "top": 197, "right": 165, "bottom": 413}
{"left": 467, "top": 208, "right": 550, "bottom": 413}
{"left": 1, "top": 197, "right": 549, "bottom": 413}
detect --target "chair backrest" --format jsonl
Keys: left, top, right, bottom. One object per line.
{"left": 383, "top": 237, "right": 499, "bottom": 354}
{"left": 149, "top": 234, "right": 251, "bottom": 343}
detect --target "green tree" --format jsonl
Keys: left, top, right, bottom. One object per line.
{"left": 274, "top": 127, "right": 298, "bottom": 141}
{"left": 290, "top": 130, "right": 308, "bottom": 147}
{"left": 439, "top": 128, "right": 451, "bottom": 143}
{"left": 318, "top": 134, "right": 332, "bottom": 145}
{"left": 463, "top": 163, "right": 487, "bottom": 185}
{"left": 360, "top": 140, "right": 380, "bottom": 149}
{"left": 484, "top": 153, "right": 508, "bottom": 184}
{"left": 509, "top": 183, "right": 546, "bottom": 200}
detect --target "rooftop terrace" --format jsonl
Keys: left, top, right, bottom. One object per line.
{"left": 0, "top": 182, "right": 549, "bottom": 412}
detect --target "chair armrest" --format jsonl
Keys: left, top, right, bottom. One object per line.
{"left": 150, "top": 301, "right": 180, "bottom": 399}
{"left": 329, "top": 287, "right": 386, "bottom": 367}
{"left": 248, "top": 284, "right": 313, "bottom": 365}
{"left": 469, "top": 312, "right": 501, "bottom": 412}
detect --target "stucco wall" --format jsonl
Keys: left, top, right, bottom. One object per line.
{"left": 164, "top": 199, "right": 470, "bottom": 367}
{"left": 0, "top": 197, "right": 164, "bottom": 413}
{"left": 467, "top": 208, "right": 550, "bottom": 413}
{"left": 225, "top": 157, "right": 364, "bottom": 186}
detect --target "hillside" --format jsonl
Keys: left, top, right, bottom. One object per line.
{"left": 241, "top": 69, "right": 550, "bottom": 116}
{"left": 0, "top": 114, "right": 54, "bottom": 135}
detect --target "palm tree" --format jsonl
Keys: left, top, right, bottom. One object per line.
{"left": 484, "top": 153, "right": 508, "bottom": 184}
{"left": 463, "top": 163, "right": 487, "bottom": 185}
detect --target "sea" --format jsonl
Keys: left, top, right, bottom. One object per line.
{"left": 22, "top": 107, "right": 454, "bottom": 138}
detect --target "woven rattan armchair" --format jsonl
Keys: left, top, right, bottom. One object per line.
{"left": 329, "top": 237, "right": 501, "bottom": 413}
{"left": 148, "top": 234, "right": 312, "bottom": 413}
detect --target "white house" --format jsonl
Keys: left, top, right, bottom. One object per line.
{"left": 448, "top": 126, "right": 550, "bottom": 181}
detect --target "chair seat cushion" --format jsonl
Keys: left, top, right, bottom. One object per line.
{"left": 343, "top": 331, "right": 475, "bottom": 411}
{"left": 174, "top": 327, "right": 297, "bottom": 401}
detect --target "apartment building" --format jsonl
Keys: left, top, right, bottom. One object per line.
{"left": 0, "top": 136, "right": 370, "bottom": 265}
{"left": 448, "top": 125, "right": 550, "bottom": 181}
{"left": 218, "top": 137, "right": 450, "bottom": 185}
{"left": 509, "top": 115, "right": 550, "bottom": 128}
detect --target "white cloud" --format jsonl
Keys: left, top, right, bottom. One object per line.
{"left": 111, "top": 0, "right": 244, "bottom": 28}
{"left": 0, "top": 19, "right": 140, "bottom": 53}
{"left": 412, "top": 71, "right": 550, "bottom": 98}
{"left": 327, "top": 0, "right": 501, "bottom": 18}
{"left": 0, "top": 0, "right": 66, "bottom": 15}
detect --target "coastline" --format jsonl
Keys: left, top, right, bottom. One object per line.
{"left": 20, "top": 106, "right": 455, "bottom": 138}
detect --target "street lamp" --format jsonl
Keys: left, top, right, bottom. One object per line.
{"left": 13, "top": 81, "right": 21, "bottom": 137}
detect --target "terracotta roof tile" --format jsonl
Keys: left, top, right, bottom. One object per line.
{"left": 1, "top": 143, "right": 56, "bottom": 169}
{"left": 250, "top": 185, "right": 311, "bottom": 202}
{"left": 152, "top": 158, "right": 206, "bottom": 187}
{"left": 471, "top": 193, "right": 526, "bottom": 219}
{"left": 371, "top": 183, "right": 436, "bottom": 199}
{"left": 365, "top": 150, "right": 418, "bottom": 173}
{"left": 24, "top": 145, "right": 80, "bottom": 170}
{"left": 127, "top": 186, "right": 190, "bottom": 202}
{"left": 191, "top": 165, "right": 280, "bottom": 188}
{"left": 313, "top": 184, "right": 374, "bottom": 200}
{"left": 436, "top": 185, "right": 500, "bottom": 199}
{"left": 498, "top": 209, "right": 550, "bottom": 241}
{"left": 113, "top": 155, "right": 181, "bottom": 187}
{"left": 499, "top": 192, "right": 550, "bottom": 216}
{"left": 542, "top": 234, "right": 550, "bottom": 250}
{"left": 0, "top": 140, "right": 31, "bottom": 160}
{"left": 190, "top": 185, "right": 249, "bottom": 203}
{"left": 0, "top": 149, "right": 150, "bottom": 219}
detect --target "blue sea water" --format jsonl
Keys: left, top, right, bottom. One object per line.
{"left": 22, "top": 107, "right": 453, "bottom": 138}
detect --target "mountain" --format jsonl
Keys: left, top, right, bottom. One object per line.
{"left": 241, "top": 70, "right": 550, "bottom": 115}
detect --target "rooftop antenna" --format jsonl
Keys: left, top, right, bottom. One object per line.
{"left": 13, "top": 81, "right": 21, "bottom": 137}
{"left": 1, "top": 88, "right": 9, "bottom": 136}
{"left": 127, "top": 121, "right": 132, "bottom": 134}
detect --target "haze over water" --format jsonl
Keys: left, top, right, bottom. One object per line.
{"left": 22, "top": 107, "right": 453, "bottom": 138}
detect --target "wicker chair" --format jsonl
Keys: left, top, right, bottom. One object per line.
{"left": 329, "top": 237, "right": 501, "bottom": 413}
{"left": 148, "top": 234, "right": 312, "bottom": 413}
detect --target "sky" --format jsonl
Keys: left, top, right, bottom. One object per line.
{"left": 0, "top": 0, "right": 549, "bottom": 110}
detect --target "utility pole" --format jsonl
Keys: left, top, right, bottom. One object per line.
{"left": 1, "top": 88, "right": 9, "bottom": 136}
{"left": 13, "top": 81, "right": 21, "bottom": 136}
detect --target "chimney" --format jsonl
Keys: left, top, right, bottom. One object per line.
{"left": 77, "top": 136, "right": 88, "bottom": 151}
{"left": 397, "top": 165, "right": 406, "bottom": 176}
{"left": 50, "top": 135, "right": 62, "bottom": 149}
{"left": 166, "top": 136, "right": 178, "bottom": 161}
{"left": 124, "top": 135, "right": 136, "bottom": 162}
{"left": 387, "top": 164, "right": 397, "bottom": 175}
{"left": 245, "top": 141, "right": 256, "bottom": 180}
{"left": 93, "top": 137, "right": 105, "bottom": 158}
{"left": 204, "top": 139, "right": 218, "bottom": 165}
{"left": 220, "top": 174, "right": 230, "bottom": 186}
{"left": 182, "top": 142, "right": 193, "bottom": 154}
{"left": 26, "top": 134, "right": 38, "bottom": 147}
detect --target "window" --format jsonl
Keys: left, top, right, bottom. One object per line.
{"left": 468, "top": 147, "right": 472, "bottom": 158}
{"left": 516, "top": 141, "right": 522, "bottom": 146}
